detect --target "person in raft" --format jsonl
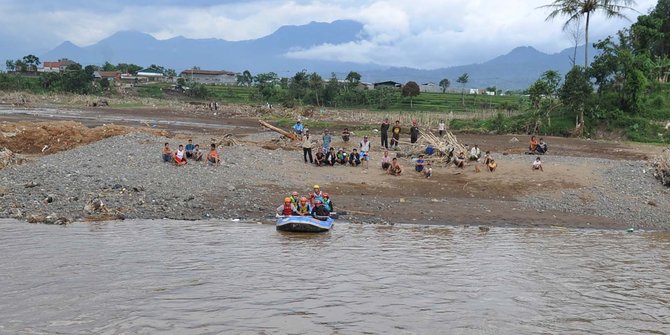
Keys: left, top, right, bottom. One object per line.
{"left": 292, "top": 120, "right": 304, "bottom": 135}
{"left": 206, "top": 143, "right": 220, "bottom": 166}
{"left": 289, "top": 191, "right": 300, "bottom": 206}
{"left": 162, "top": 143, "right": 173, "bottom": 162}
{"left": 310, "top": 185, "right": 325, "bottom": 205}
{"left": 322, "top": 193, "right": 334, "bottom": 212}
{"left": 388, "top": 157, "right": 402, "bottom": 176}
{"left": 174, "top": 144, "right": 187, "bottom": 166}
{"left": 380, "top": 149, "right": 391, "bottom": 170}
{"left": 277, "top": 197, "right": 297, "bottom": 216}
{"left": 295, "top": 196, "right": 312, "bottom": 216}
{"left": 185, "top": 139, "right": 196, "bottom": 159}
{"left": 424, "top": 163, "right": 433, "bottom": 178}
{"left": 311, "top": 199, "right": 331, "bottom": 220}
{"left": 532, "top": 156, "right": 544, "bottom": 171}
{"left": 415, "top": 154, "right": 426, "bottom": 173}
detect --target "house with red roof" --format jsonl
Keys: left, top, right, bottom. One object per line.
{"left": 39, "top": 59, "right": 76, "bottom": 73}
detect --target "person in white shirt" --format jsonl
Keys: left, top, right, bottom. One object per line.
{"left": 174, "top": 144, "right": 187, "bottom": 166}
{"left": 469, "top": 144, "right": 481, "bottom": 161}
{"left": 438, "top": 120, "right": 445, "bottom": 136}
{"left": 359, "top": 135, "right": 371, "bottom": 169}
{"left": 532, "top": 157, "right": 543, "bottom": 171}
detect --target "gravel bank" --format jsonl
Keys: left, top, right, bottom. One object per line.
{"left": 0, "top": 133, "right": 668, "bottom": 229}
{"left": 510, "top": 154, "right": 670, "bottom": 229}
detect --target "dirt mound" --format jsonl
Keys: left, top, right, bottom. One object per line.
{"left": 0, "top": 121, "right": 170, "bottom": 154}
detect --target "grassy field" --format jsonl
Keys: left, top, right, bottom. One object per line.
{"left": 203, "top": 84, "right": 526, "bottom": 112}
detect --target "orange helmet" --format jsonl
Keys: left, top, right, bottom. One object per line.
{"left": 300, "top": 196, "right": 308, "bottom": 202}
{"left": 284, "top": 197, "right": 291, "bottom": 203}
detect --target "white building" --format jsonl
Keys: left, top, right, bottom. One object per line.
{"left": 179, "top": 69, "right": 237, "bottom": 85}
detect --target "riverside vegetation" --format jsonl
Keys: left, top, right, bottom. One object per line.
{"left": 2, "top": 0, "right": 670, "bottom": 144}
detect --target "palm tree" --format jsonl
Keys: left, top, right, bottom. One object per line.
{"left": 539, "top": 0, "right": 637, "bottom": 68}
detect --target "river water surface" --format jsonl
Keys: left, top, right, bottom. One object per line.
{"left": 1, "top": 219, "right": 668, "bottom": 334}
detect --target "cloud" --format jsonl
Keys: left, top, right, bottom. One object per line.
{"left": 0, "top": 0, "right": 659, "bottom": 68}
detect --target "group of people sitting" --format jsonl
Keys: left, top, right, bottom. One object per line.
{"left": 529, "top": 136, "right": 548, "bottom": 154}
{"left": 300, "top": 128, "right": 371, "bottom": 169}
{"left": 276, "top": 185, "right": 333, "bottom": 220}
{"left": 161, "top": 139, "right": 221, "bottom": 166}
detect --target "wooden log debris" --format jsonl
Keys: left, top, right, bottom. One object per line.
{"left": 258, "top": 120, "right": 298, "bottom": 141}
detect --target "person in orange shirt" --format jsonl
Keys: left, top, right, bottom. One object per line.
{"left": 206, "top": 143, "right": 220, "bottom": 166}
{"left": 529, "top": 136, "right": 539, "bottom": 152}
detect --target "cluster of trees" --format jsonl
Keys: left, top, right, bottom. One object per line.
{"left": 238, "top": 70, "right": 422, "bottom": 109}
{"left": 520, "top": 0, "right": 670, "bottom": 141}
{"left": 2, "top": 55, "right": 178, "bottom": 95}
{"left": 5, "top": 55, "right": 41, "bottom": 72}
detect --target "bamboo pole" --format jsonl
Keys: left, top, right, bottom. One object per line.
{"left": 258, "top": 120, "right": 298, "bottom": 141}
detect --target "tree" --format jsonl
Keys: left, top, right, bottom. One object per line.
{"left": 438, "top": 78, "right": 451, "bottom": 93}
{"left": 102, "top": 62, "right": 116, "bottom": 71}
{"left": 540, "top": 0, "right": 637, "bottom": 68}
{"left": 559, "top": 66, "right": 593, "bottom": 132}
{"left": 345, "top": 71, "right": 361, "bottom": 84}
{"left": 456, "top": 73, "right": 469, "bottom": 106}
{"left": 401, "top": 81, "right": 421, "bottom": 108}
{"left": 541, "top": 70, "right": 562, "bottom": 97}
{"left": 237, "top": 70, "right": 253, "bottom": 86}
{"left": 5, "top": 60, "right": 15, "bottom": 72}
{"left": 308, "top": 72, "right": 324, "bottom": 106}
{"left": 21, "top": 54, "right": 40, "bottom": 72}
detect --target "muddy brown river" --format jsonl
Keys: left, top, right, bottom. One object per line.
{"left": 0, "top": 219, "right": 668, "bottom": 334}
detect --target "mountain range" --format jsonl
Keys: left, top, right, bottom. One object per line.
{"left": 26, "top": 20, "right": 597, "bottom": 89}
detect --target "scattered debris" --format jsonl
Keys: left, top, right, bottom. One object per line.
{"left": 652, "top": 148, "right": 670, "bottom": 187}
{"left": 258, "top": 120, "right": 298, "bottom": 141}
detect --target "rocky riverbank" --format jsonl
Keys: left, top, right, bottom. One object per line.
{"left": 0, "top": 128, "right": 668, "bottom": 229}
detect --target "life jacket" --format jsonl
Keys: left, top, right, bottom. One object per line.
{"left": 296, "top": 203, "right": 310, "bottom": 215}
{"left": 323, "top": 199, "right": 332, "bottom": 211}
{"left": 310, "top": 192, "right": 324, "bottom": 205}
{"left": 282, "top": 203, "right": 294, "bottom": 216}
{"left": 290, "top": 196, "right": 299, "bottom": 206}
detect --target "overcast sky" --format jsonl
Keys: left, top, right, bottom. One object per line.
{"left": 0, "top": 0, "right": 658, "bottom": 69}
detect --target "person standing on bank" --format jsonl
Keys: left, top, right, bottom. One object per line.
{"left": 391, "top": 120, "right": 401, "bottom": 149}
{"left": 302, "top": 132, "right": 313, "bottom": 164}
{"left": 410, "top": 121, "right": 419, "bottom": 143}
{"left": 380, "top": 118, "right": 390, "bottom": 149}
{"left": 438, "top": 120, "right": 445, "bottom": 137}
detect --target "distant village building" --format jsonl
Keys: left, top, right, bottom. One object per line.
{"left": 40, "top": 59, "right": 76, "bottom": 73}
{"left": 373, "top": 81, "right": 402, "bottom": 89}
{"left": 179, "top": 69, "right": 237, "bottom": 85}
{"left": 419, "top": 82, "right": 441, "bottom": 93}
{"left": 93, "top": 71, "right": 121, "bottom": 82}
{"left": 136, "top": 68, "right": 165, "bottom": 82}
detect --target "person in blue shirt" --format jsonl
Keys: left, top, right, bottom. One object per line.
{"left": 185, "top": 139, "right": 196, "bottom": 159}
{"left": 292, "top": 121, "right": 305, "bottom": 135}
{"left": 415, "top": 154, "right": 425, "bottom": 172}
{"left": 322, "top": 130, "right": 332, "bottom": 153}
